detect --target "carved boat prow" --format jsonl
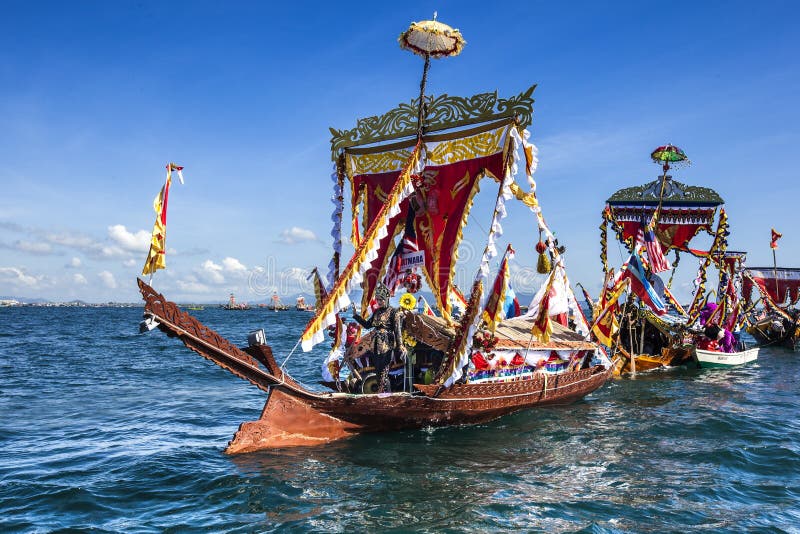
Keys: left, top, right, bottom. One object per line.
{"left": 138, "top": 278, "right": 363, "bottom": 451}
{"left": 138, "top": 279, "right": 611, "bottom": 453}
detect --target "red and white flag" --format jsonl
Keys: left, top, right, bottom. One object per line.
{"left": 419, "top": 295, "right": 436, "bottom": 317}
{"left": 636, "top": 211, "right": 671, "bottom": 273}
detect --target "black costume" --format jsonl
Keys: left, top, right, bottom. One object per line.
{"left": 353, "top": 305, "right": 403, "bottom": 392}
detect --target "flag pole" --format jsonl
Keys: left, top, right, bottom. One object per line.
{"left": 629, "top": 298, "right": 638, "bottom": 377}
{"left": 652, "top": 159, "right": 670, "bottom": 227}
{"left": 773, "top": 246, "right": 779, "bottom": 302}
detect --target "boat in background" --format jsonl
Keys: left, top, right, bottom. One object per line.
{"left": 295, "top": 296, "right": 314, "bottom": 312}
{"left": 743, "top": 266, "right": 800, "bottom": 350}
{"left": 594, "top": 145, "right": 729, "bottom": 376}
{"left": 267, "top": 293, "right": 289, "bottom": 311}
{"left": 222, "top": 293, "right": 250, "bottom": 310}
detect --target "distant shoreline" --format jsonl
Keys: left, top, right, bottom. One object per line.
{"left": 0, "top": 302, "right": 146, "bottom": 308}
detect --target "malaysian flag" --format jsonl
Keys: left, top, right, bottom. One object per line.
{"left": 636, "top": 211, "right": 671, "bottom": 273}
{"left": 383, "top": 208, "right": 419, "bottom": 295}
{"left": 622, "top": 253, "right": 668, "bottom": 315}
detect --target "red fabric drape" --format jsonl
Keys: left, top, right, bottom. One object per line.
{"left": 350, "top": 171, "right": 408, "bottom": 310}
{"left": 350, "top": 151, "right": 505, "bottom": 316}
{"left": 745, "top": 273, "right": 800, "bottom": 305}
{"left": 414, "top": 152, "right": 505, "bottom": 317}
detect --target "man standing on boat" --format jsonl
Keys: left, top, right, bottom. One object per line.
{"left": 351, "top": 284, "right": 406, "bottom": 393}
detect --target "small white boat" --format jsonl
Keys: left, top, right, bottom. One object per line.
{"left": 695, "top": 347, "right": 759, "bottom": 368}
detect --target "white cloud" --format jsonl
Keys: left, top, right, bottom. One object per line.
{"left": 222, "top": 257, "right": 247, "bottom": 273}
{"left": 267, "top": 267, "right": 314, "bottom": 294}
{"left": 68, "top": 257, "right": 82, "bottom": 268}
{"left": 98, "top": 270, "right": 118, "bottom": 289}
{"left": 108, "top": 224, "right": 151, "bottom": 252}
{"left": 4, "top": 223, "right": 143, "bottom": 262}
{"left": 45, "top": 231, "right": 127, "bottom": 259}
{"left": 0, "top": 266, "right": 46, "bottom": 288}
{"left": 13, "top": 240, "right": 53, "bottom": 255}
{"left": 45, "top": 232, "right": 97, "bottom": 249}
{"left": 195, "top": 257, "right": 248, "bottom": 285}
{"left": 200, "top": 260, "right": 225, "bottom": 284}
{"left": 73, "top": 273, "right": 88, "bottom": 285}
{"left": 278, "top": 227, "right": 318, "bottom": 244}
{"left": 176, "top": 278, "right": 211, "bottom": 293}
{"left": 123, "top": 258, "right": 137, "bottom": 267}
{"left": 281, "top": 267, "right": 310, "bottom": 285}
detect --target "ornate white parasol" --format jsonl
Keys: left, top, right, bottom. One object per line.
{"left": 398, "top": 16, "right": 465, "bottom": 59}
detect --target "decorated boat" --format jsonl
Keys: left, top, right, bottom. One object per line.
{"left": 137, "top": 17, "right": 611, "bottom": 452}
{"left": 740, "top": 231, "right": 800, "bottom": 350}
{"left": 592, "top": 145, "right": 735, "bottom": 375}
{"left": 691, "top": 250, "right": 760, "bottom": 367}
{"left": 742, "top": 269, "right": 800, "bottom": 349}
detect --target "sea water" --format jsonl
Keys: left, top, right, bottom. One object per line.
{"left": 1, "top": 306, "right": 799, "bottom": 532}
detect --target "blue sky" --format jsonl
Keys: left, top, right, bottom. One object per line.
{"left": 1, "top": 1, "right": 798, "bottom": 303}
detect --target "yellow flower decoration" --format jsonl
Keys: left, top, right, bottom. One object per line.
{"left": 399, "top": 293, "right": 416, "bottom": 311}
{"left": 402, "top": 332, "right": 417, "bottom": 347}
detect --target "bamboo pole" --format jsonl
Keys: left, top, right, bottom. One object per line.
{"left": 628, "top": 301, "right": 637, "bottom": 376}
{"left": 639, "top": 311, "right": 646, "bottom": 356}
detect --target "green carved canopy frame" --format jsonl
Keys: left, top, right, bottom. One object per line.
{"left": 329, "top": 85, "right": 536, "bottom": 158}
{"left": 606, "top": 176, "right": 724, "bottom": 207}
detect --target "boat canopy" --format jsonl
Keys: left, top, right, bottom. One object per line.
{"left": 743, "top": 267, "right": 800, "bottom": 306}
{"left": 604, "top": 176, "right": 724, "bottom": 255}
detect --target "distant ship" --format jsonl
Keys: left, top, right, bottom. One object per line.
{"left": 267, "top": 293, "right": 289, "bottom": 311}
{"left": 222, "top": 293, "right": 250, "bottom": 310}
{"left": 295, "top": 296, "right": 314, "bottom": 312}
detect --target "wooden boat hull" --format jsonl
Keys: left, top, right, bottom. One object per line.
{"left": 613, "top": 345, "right": 697, "bottom": 376}
{"left": 747, "top": 317, "right": 800, "bottom": 351}
{"left": 228, "top": 366, "right": 610, "bottom": 452}
{"left": 137, "top": 279, "right": 611, "bottom": 452}
{"left": 695, "top": 347, "right": 759, "bottom": 368}
{"left": 747, "top": 321, "right": 800, "bottom": 351}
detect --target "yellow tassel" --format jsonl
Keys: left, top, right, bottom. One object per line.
{"left": 537, "top": 253, "right": 551, "bottom": 274}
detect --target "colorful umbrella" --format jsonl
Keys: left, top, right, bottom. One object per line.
{"left": 651, "top": 144, "right": 689, "bottom": 170}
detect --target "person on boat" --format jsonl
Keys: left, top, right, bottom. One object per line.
{"left": 702, "top": 324, "right": 736, "bottom": 353}
{"left": 699, "top": 302, "right": 718, "bottom": 326}
{"left": 351, "top": 284, "right": 406, "bottom": 393}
